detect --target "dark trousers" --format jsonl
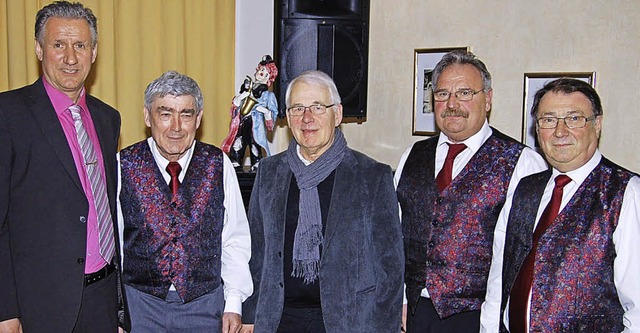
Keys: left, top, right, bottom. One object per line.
{"left": 72, "top": 270, "right": 118, "bottom": 333}
{"left": 125, "top": 284, "right": 224, "bottom": 333}
{"left": 407, "top": 297, "right": 480, "bottom": 333}
{"left": 276, "top": 306, "right": 326, "bottom": 333}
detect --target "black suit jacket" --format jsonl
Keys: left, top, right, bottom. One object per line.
{"left": 0, "top": 78, "right": 129, "bottom": 332}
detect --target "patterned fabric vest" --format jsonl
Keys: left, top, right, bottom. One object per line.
{"left": 500, "top": 158, "right": 635, "bottom": 333}
{"left": 398, "top": 129, "right": 524, "bottom": 318}
{"left": 120, "top": 141, "right": 225, "bottom": 303}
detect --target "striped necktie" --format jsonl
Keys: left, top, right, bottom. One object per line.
{"left": 69, "top": 105, "right": 115, "bottom": 263}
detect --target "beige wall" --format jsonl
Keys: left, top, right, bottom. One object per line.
{"left": 338, "top": 0, "right": 640, "bottom": 172}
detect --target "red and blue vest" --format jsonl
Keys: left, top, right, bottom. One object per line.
{"left": 120, "top": 141, "right": 225, "bottom": 302}
{"left": 500, "top": 158, "right": 635, "bottom": 332}
{"left": 398, "top": 129, "right": 524, "bottom": 318}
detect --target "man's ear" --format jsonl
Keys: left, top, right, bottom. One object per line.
{"left": 35, "top": 40, "right": 43, "bottom": 61}
{"left": 143, "top": 107, "right": 151, "bottom": 127}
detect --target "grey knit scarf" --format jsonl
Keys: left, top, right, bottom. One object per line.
{"left": 285, "top": 128, "right": 347, "bottom": 284}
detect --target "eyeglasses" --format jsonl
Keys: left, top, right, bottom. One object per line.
{"left": 287, "top": 104, "right": 335, "bottom": 116}
{"left": 433, "top": 89, "right": 483, "bottom": 102}
{"left": 536, "top": 115, "right": 597, "bottom": 129}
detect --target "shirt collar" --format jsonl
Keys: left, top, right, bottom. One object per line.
{"left": 437, "top": 119, "right": 491, "bottom": 153}
{"left": 296, "top": 144, "right": 313, "bottom": 166}
{"left": 552, "top": 149, "right": 602, "bottom": 186}
{"left": 147, "top": 137, "right": 195, "bottom": 177}
{"left": 42, "top": 75, "right": 88, "bottom": 116}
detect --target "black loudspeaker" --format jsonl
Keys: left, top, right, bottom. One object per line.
{"left": 275, "top": 0, "right": 370, "bottom": 121}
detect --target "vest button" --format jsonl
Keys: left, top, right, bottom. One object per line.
{"left": 428, "top": 241, "right": 435, "bottom": 248}
{"left": 77, "top": 257, "right": 85, "bottom": 264}
{"left": 437, "top": 260, "right": 446, "bottom": 266}
{"left": 79, "top": 216, "right": 87, "bottom": 223}
{"left": 435, "top": 197, "right": 442, "bottom": 204}
{"left": 431, "top": 220, "right": 439, "bottom": 227}
{"left": 425, "top": 260, "right": 432, "bottom": 267}
{"left": 172, "top": 237, "right": 178, "bottom": 243}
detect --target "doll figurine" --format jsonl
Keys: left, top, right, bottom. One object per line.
{"left": 222, "top": 55, "right": 278, "bottom": 171}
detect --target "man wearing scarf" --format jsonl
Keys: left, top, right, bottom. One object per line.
{"left": 241, "top": 70, "right": 404, "bottom": 333}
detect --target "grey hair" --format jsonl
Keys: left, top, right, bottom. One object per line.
{"left": 35, "top": 1, "right": 98, "bottom": 47}
{"left": 144, "top": 71, "right": 204, "bottom": 112}
{"left": 432, "top": 50, "right": 492, "bottom": 91}
{"left": 285, "top": 70, "right": 341, "bottom": 107}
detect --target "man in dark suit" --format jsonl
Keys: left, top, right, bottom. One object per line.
{"left": 0, "top": 2, "right": 127, "bottom": 332}
{"left": 241, "top": 70, "right": 404, "bottom": 333}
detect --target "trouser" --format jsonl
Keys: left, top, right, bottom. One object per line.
{"left": 276, "top": 306, "right": 326, "bottom": 333}
{"left": 407, "top": 297, "right": 480, "bottom": 333}
{"left": 125, "top": 284, "right": 224, "bottom": 332}
{"left": 72, "top": 270, "right": 118, "bottom": 333}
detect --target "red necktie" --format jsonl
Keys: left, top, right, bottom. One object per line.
{"left": 436, "top": 143, "right": 466, "bottom": 192}
{"left": 166, "top": 162, "right": 182, "bottom": 196}
{"left": 509, "top": 174, "right": 572, "bottom": 333}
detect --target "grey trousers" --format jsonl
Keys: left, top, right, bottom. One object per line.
{"left": 125, "top": 284, "right": 224, "bottom": 332}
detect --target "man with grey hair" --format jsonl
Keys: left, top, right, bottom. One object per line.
{"left": 481, "top": 78, "right": 640, "bottom": 332}
{"left": 395, "top": 50, "right": 547, "bottom": 332}
{"left": 0, "top": 1, "right": 127, "bottom": 332}
{"left": 117, "top": 70, "right": 252, "bottom": 333}
{"left": 241, "top": 70, "right": 404, "bottom": 333}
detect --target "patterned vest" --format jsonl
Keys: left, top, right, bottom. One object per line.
{"left": 120, "top": 141, "right": 225, "bottom": 302}
{"left": 500, "top": 158, "right": 635, "bottom": 333}
{"left": 398, "top": 129, "right": 524, "bottom": 318}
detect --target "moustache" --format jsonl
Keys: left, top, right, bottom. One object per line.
{"left": 440, "top": 109, "right": 469, "bottom": 119}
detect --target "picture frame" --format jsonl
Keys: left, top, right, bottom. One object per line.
{"left": 521, "top": 72, "right": 596, "bottom": 147}
{"left": 412, "top": 47, "right": 469, "bottom": 135}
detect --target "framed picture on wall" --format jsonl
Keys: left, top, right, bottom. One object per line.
{"left": 413, "top": 47, "right": 469, "bottom": 135}
{"left": 522, "top": 72, "right": 596, "bottom": 147}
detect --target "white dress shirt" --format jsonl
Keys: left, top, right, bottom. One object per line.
{"left": 394, "top": 120, "right": 548, "bottom": 300}
{"left": 117, "top": 138, "right": 252, "bottom": 315}
{"left": 480, "top": 150, "right": 640, "bottom": 333}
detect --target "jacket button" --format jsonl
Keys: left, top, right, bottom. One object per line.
{"left": 77, "top": 258, "right": 85, "bottom": 264}
{"left": 278, "top": 251, "right": 282, "bottom": 258}
{"left": 279, "top": 282, "right": 284, "bottom": 288}
{"left": 79, "top": 216, "right": 87, "bottom": 223}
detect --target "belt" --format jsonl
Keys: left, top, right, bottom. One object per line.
{"left": 85, "top": 263, "right": 115, "bottom": 286}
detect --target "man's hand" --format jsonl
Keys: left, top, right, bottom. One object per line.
{"left": 401, "top": 303, "right": 407, "bottom": 332}
{"left": 240, "top": 324, "right": 254, "bottom": 333}
{"left": 222, "top": 312, "right": 242, "bottom": 333}
{"left": 0, "top": 318, "right": 22, "bottom": 333}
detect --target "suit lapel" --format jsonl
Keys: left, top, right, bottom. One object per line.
{"left": 27, "top": 80, "right": 84, "bottom": 192}
{"left": 323, "top": 149, "right": 357, "bottom": 251}
{"left": 272, "top": 155, "right": 292, "bottom": 234}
